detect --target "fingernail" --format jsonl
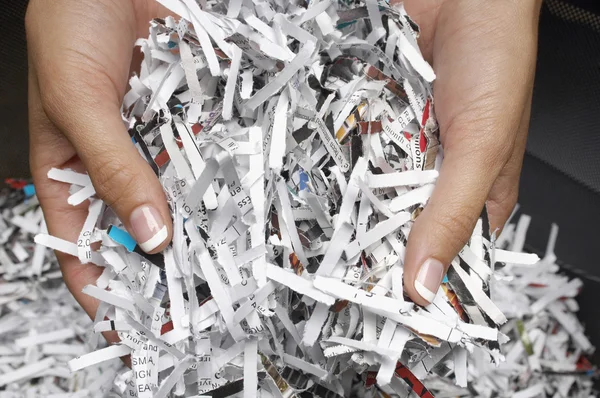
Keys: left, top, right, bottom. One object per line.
{"left": 414, "top": 258, "right": 444, "bottom": 304}
{"left": 130, "top": 205, "right": 168, "bottom": 253}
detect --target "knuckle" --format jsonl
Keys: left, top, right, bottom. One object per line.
{"left": 483, "top": 138, "right": 513, "bottom": 171}
{"left": 445, "top": 112, "right": 514, "bottom": 172}
{"left": 431, "top": 209, "right": 477, "bottom": 251}
{"left": 37, "top": 51, "right": 120, "bottom": 131}
{"left": 494, "top": 143, "right": 514, "bottom": 167}
{"left": 91, "top": 158, "right": 141, "bottom": 210}
{"left": 495, "top": 185, "right": 518, "bottom": 208}
{"left": 38, "top": 81, "right": 72, "bottom": 127}
{"left": 488, "top": 185, "right": 519, "bottom": 218}
{"left": 52, "top": 47, "right": 115, "bottom": 100}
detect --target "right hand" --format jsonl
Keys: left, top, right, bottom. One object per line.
{"left": 399, "top": 0, "right": 540, "bottom": 305}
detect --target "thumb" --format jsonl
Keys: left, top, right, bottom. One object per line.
{"left": 30, "top": 26, "right": 172, "bottom": 254}
{"left": 403, "top": 142, "right": 511, "bottom": 306}
{"left": 46, "top": 96, "right": 172, "bottom": 253}
{"left": 65, "top": 104, "right": 173, "bottom": 254}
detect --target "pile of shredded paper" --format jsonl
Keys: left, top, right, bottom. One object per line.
{"left": 2, "top": 0, "right": 597, "bottom": 397}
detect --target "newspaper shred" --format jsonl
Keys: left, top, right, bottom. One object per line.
{"left": 0, "top": 181, "right": 125, "bottom": 397}
{"left": 4, "top": 1, "right": 596, "bottom": 397}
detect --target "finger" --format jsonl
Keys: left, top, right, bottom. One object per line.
{"left": 486, "top": 88, "right": 533, "bottom": 234}
{"left": 402, "top": 2, "right": 540, "bottom": 306}
{"left": 53, "top": 95, "right": 172, "bottom": 254}
{"left": 28, "top": 60, "right": 106, "bottom": 321}
{"left": 28, "top": 0, "right": 172, "bottom": 253}
{"left": 487, "top": 5, "right": 539, "bottom": 235}
{"left": 403, "top": 141, "right": 511, "bottom": 306}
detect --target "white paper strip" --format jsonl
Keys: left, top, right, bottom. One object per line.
{"left": 68, "top": 345, "right": 131, "bottom": 372}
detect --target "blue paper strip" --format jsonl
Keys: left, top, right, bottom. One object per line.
{"left": 299, "top": 171, "right": 309, "bottom": 191}
{"left": 23, "top": 184, "right": 36, "bottom": 197}
{"left": 107, "top": 225, "right": 137, "bottom": 252}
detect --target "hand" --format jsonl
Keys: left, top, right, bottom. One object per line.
{"left": 27, "top": 0, "right": 541, "bottom": 321}
{"left": 26, "top": 0, "right": 172, "bottom": 322}
{"left": 398, "top": 0, "right": 542, "bottom": 305}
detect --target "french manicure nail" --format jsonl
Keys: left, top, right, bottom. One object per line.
{"left": 414, "top": 258, "right": 444, "bottom": 303}
{"left": 130, "top": 205, "right": 168, "bottom": 253}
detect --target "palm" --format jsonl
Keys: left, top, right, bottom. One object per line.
{"left": 29, "top": 0, "right": 537, "bottom": 315}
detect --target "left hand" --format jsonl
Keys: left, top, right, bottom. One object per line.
{"left": 26, "top": 0, "right": 171, "bottom": 328}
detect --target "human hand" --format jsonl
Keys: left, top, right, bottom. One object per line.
{"left": 398, "top": 0, "right": 542, "bottom": 305}
{"left": 26, "top": 0, "right": 172, "bottom": 320}
{"left": 27, "top": 0, "right": 542, "bottom": 321}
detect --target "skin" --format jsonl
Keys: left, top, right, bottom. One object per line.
{"left": 399, "top": 0, "right": 541, "bottom": 304}
{"left": 26, "top": 0, "right": 542, "bottom": 335}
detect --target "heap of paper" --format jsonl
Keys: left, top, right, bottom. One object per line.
{"left": 0, "top": 184, "right": 124, "bottom": 397}
{"left": 8, "top": 0, "right": 596, "bottom": 397}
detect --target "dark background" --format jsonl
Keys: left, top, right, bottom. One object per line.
{"left": 1, "top": 0, "right": 599, "bottom": 359}
{"left": 516, "top": 0, "right": 600, "bottom": 366}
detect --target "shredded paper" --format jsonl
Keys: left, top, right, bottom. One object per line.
{"left": 1, "top": 0, "right": 597, "bottom": 397}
